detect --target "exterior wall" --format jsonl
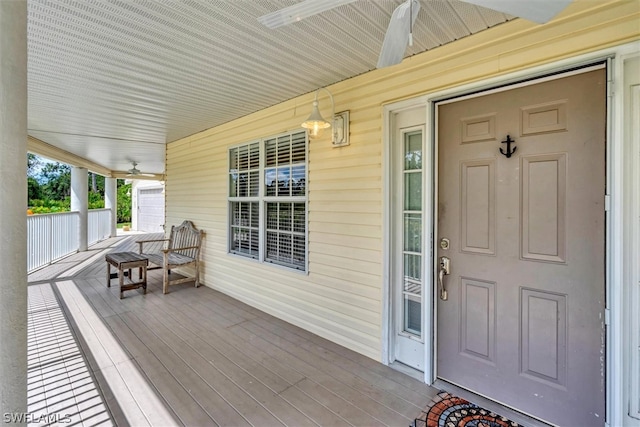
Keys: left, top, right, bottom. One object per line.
{"left": 166, "top": 0, "right": 640, "bottom": 361}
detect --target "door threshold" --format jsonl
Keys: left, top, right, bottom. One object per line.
{"left": 433, "top": 379, "right": 554, "bottom": 427}
{"left": 390, "top": 361, "right": 424, "bottom": 381}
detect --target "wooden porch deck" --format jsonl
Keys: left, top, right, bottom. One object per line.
{"left": 27, "top": 233, "right": 437, "bottom": 426}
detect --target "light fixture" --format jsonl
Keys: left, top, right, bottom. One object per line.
{"left": 258, "top": 0, "right": 358, "bottom": 29}
{"left": 301, "top": 88, "right": 350, "bottom": 147}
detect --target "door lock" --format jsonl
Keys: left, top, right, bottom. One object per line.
{"left": 438, "top": 256, "right": 450, "bottom": 301}
{"left": 439, "top": 238, "right": 450, "bottom": 250}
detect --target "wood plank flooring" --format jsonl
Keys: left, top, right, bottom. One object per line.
{"left": 28, "top": 283, "right": 114, "bottom": 427}
{"left": 30, "top": 233, "right": 437, "bottom": 426}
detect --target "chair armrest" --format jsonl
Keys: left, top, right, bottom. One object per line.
{"left": 137, "top": 239, "right": 169, "bottom": 253}
{"left": 162, "top": 245, "right": 200, "bottom": 254}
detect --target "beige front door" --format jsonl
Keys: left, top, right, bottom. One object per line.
{"left": 436, "top": 68, "right": 606, "bottom": 426}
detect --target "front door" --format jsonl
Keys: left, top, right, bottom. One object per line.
{"left": 392, "top": 106, "right": 426, "bottom": 371}
{"left": 436, "top": 68, "right": 606, "bottom": 426}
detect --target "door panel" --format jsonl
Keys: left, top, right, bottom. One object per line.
{"left": 520, "top": 288, "right": 567, "bottom": 387}
{"left": 436, "top": 69, "right": 606, "bottom": 426}
{"left": 460, "top": 159, "right": 495, "bottom": 254}
{"left": 459, "top": 278, "right": 496, "bottom": 363}
{"left": 521, "top": 153, "right": 567, "bottom": 262}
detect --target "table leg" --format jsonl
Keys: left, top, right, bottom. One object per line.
{"left": 142, "top": 266, "right": 147, "bottom": 294}
{"left": 119, "top": 267, "right": 124, "bottom": 299}
{"left": 107, "top": 263, "right": 111, "bottom": 288}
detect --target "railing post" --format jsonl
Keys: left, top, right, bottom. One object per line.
{"left": 105, "top": 177, "right": 117, "bottom": 237}
{"left": 71, "top": 166, "right": 88, "bottom": 251}
{"left": 0, "top": 0, "right": 28, "bottom": 419}
{"left": 48, "top": 212, "right": 53, "bottom": 266}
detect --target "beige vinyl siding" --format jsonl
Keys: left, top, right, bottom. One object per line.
{"left": 165, "top": 0, "right": 639, "bottom": 361}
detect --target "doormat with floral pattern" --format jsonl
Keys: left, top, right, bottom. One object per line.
{"left": 413, "top": 391, "right": 523, "bottom": 427}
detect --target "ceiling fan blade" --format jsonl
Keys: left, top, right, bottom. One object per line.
{"left": 460, "top": 0, "right": 572, "bottom": 24}
{"left": 125, "top": 161, "right": 156, "bottom": 177}
{"left": 126, "top": 171, "right": 156, "bottom": 178}
{"left": 258, "top": 0, "right": 358, "bottom": 29}
{"left": 377, "top": 0, "right": 421, "bottom": 69}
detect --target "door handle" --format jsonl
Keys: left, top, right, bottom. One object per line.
{"left": 438, "top": 256, "right": 450, "bottom": 301}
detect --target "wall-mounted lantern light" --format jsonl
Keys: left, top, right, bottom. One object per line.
{"left": 301, "top": 88, "right": 349, "bottom": 147}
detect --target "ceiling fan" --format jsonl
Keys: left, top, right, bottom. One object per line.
{"left": 126, "top": 161, "right": 155, "bottom": 177}
{"left": 258, "top": 0, "right": 572, "bottom": 68}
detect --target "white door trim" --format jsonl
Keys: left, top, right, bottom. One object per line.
{"left": 381, "top": 40, "right": 640, "bottom": 427}
{"left": 627, "top": 79, "right": 640, "bottom": 422}
{"left": 617, "top": 50, "right": 640, "bottom": 427}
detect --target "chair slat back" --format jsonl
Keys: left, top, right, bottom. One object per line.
{"left": 168, "top": 220, "right": 202, "bottom": 259}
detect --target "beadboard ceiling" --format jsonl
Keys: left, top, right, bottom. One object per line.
{"left": 27, "top": 0, "right": 512, "bottom": 175}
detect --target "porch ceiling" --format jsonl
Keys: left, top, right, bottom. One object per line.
{"left": 27, "top": 0, "right": 512, "bottom": 175}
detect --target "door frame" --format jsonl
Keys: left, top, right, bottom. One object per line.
{"left": 382, "top": 41, "right": 640, "bottom": 427}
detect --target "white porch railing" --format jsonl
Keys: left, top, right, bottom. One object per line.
{"left": 27, "top": 209, "right": 113, "bottom": 273}
{"left": 88, "top": 208, "right": 111, "bottom": 245}
{"left": 27, "top": 211, "right": 80, "bottom": 273}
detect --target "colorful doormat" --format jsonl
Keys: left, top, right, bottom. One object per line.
{"left": 413, "top": 391, "right": 523, "bottom": 427}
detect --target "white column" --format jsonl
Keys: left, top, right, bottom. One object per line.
{"left": 104, "top": 177, "right": 117, "bottom": 237}
{"left": 71, "top": 167, "right": 88, "bottom": 251}
{"left": 0, "top": 0, "right": 28, "bottom": 421}
{"left": 131, "top": 182, "right": 138, "bottom": 231}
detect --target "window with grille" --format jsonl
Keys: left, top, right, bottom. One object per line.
{"left": 229, "top": 142, "right": 260, "bottom": 258}
{"left": 229, "top": 131, "right": 307, "bottom": 271}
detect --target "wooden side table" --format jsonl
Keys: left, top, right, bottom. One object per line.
{"left": 105, "top": 252, "right": 149, "bottom": 299}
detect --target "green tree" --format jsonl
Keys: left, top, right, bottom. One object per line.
{"left": 27, "top": 154, "right": 43, "bottom": 201}
{"left": 40, "top": 162, "right": 71, "bottom": 200}
{"left": 89, "top": 172, "right": 105, "bottom": 195}
{"left": 89, "top": 191, "right": 104, "bottom": 209}
{"left": 27, "top": 153, "right": 41, "bottom": 176}
{"left": 27, "top": 154, "right": 134, "bottom": 220}
{"left": 28, "top": 177, "right": 43, "bottom": 201}
{"left": 117, "top": 182, "right": 132, "bottom": 223}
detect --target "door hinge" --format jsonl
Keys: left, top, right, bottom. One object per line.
{"left": 604, "top": 195, "right": 611, "bottom": 211}
{"left": 604, "top": 308, "right": 611, "bottom": 326}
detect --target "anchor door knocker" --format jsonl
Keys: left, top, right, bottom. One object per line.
{"left": 499, "top": 134, "right": 517, "bottom": 158}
